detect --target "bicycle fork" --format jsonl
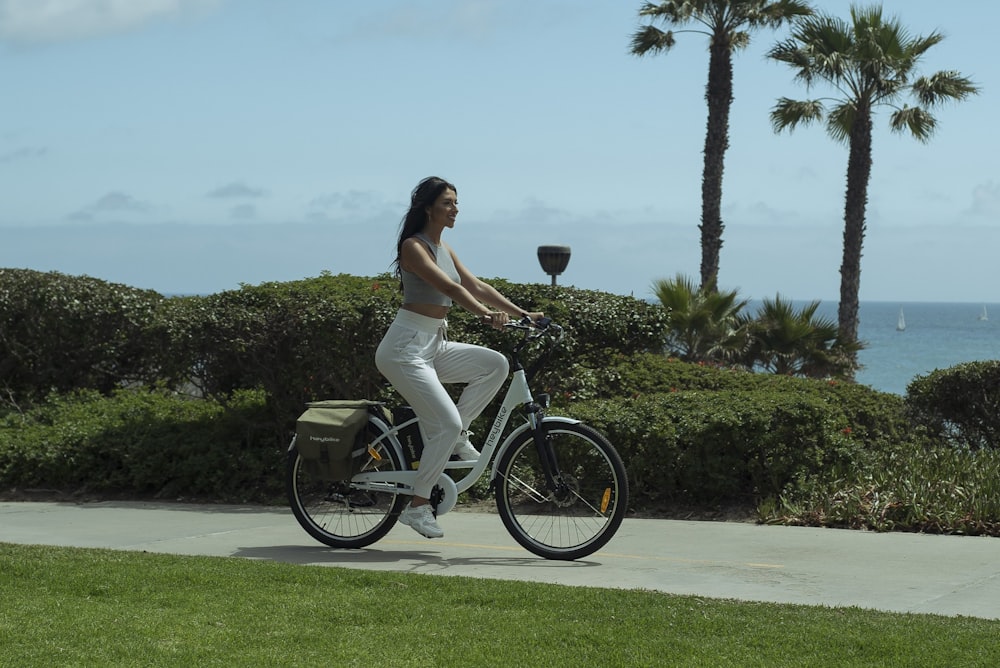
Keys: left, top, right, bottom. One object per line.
{"left": 525, "top": 395, "right": 567, "bottom": 494}
{"left": 490, "top": 367, "right": 565, "bottom": 495}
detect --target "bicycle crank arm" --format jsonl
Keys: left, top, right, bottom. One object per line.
{"left": 351, "top": 470, "right": 459, "bottom": 516}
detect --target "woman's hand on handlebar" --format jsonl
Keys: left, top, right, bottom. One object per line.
{"left": 480, "top": 311, "right": 546, "bottom": 330}
{"left": 480, "top": 311, "right": 508, "bottom": 329}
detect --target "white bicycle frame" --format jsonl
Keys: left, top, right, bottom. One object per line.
{"left": 350, "top": 364, "right": 580, "bottom": 516}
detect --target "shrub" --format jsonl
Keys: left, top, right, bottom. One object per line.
{"left": 0, "top": 270, "right": 671, "bottom": 452}
{"left": 12, "top": 269, "right": 968, "bottom": 529}
{"left": 438, "top": 280, "right": 669, "bottom": 399}
{"left": 905, "top": 360, "right": 1000, "bottom": 450}
{"left": 0, "top": 269, "right": 164, "bottom": 407}
{"left": 160, "top": 273, "right": 401, "bottom": 431}
{"left": 0, "top": 388, "right": 279, "bottom": 502}
{"left": 582, "top": 352, "right": 910, "bottom": 442}
{"left": 159, "top": 275, "right": 669, "bottom": 439}
{"left": 565, "top": 354, "right": 907, "bottom": 509}
{"left": 567, "top": 387, "right": 875, "bottom": 508}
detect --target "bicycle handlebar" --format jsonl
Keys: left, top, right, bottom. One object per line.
{"left": 508, "top": 316, "right": 565, "bottom": 351}
{"left": 480, "top": 314, "right": 556, "bottom": 330}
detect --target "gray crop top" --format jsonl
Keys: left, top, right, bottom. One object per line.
{"left": 401, "top": 233, "right": 460, "bottom": 307}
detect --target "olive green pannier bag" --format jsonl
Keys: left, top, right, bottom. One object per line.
{"left": 295, "top": 400, "right": 380, "bottom": 480}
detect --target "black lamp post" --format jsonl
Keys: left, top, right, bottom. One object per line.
{"left": 537, "top": 245, "right": 571, "bottom": 286}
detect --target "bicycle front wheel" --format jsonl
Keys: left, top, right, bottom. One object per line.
{"left": 287, "top": 420, "right": 407, "bottom": 549}
{"left": 494, "top": 421, "right": 628, "bottom": 560}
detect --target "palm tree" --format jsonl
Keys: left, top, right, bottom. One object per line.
{"left": 739, "top": 295, "right": 859, "bottom": 378}
{"left": 652, "top": 273, "right": 750, "bottom": 363}
{"left": 767, "top": 5, "right": 979, "bottom": 372}
{"left": 631, "top": 0, "right": 813, "bottom": 291}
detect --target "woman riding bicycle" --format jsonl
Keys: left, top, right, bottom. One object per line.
{"left": 375, "top": 176, "right": 542, "bottom": 539}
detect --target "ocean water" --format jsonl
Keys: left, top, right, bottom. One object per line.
{"left": 812, "top": 301, "right": 998, "bottom": 395}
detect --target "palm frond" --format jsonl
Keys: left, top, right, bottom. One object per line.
{"left": 630, "top": 24, "right": 676, "bottom": 56}
{"left": 825, "top": 102, "right": 856, "bottom": 144}
{"left": 912, "top": 70, "right": 980, "bottom": 106}
{"left": 730, "top": 31, "right": 751, "bottom": 51}
{"left": 754, "top": 0, "right": 814, "bottom": 28}
{"left": 652, "top": 274, "right": 749, "bottom": 363}
{"left": 745, "top": 295, "right": 846, "bottom": 377}
{"left": 905, "top": 31, "right": 946, "bottom": 59}
{"left": 890, "top": 106, "right": 936, "bottom": 142}
{"left": 770, "top": 97, "right": 824, "bottom": 133}
{"left": 637, "top": 0, "right": 813, "bottom": 53}
{"left": 637, "top": 1, "right": 688, "bottom": 23}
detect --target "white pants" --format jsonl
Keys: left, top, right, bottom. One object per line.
{"left": 375, "top": 310, "right": 508, "bottom": 499}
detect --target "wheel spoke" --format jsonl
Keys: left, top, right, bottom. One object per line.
{"left": 287, "top": 421, "right": 406, "bottom": 549}
{"left": 494, "top": 423, "right": 628, "bottom": 560}
{"left": 503, "top": 471, "right": 550, "bottom": 504}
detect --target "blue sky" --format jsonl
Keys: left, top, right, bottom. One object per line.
{"left": 1, "top": 0, "right": 997, "bottom": 303}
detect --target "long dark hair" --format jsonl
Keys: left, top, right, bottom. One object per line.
{"left": 392, "top": 176, "right": 457, "bottom": 280}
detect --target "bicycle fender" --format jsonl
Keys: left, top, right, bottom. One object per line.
{"left": 367, "top": 414, "right": 407, "bottom": 463}
{"left": 489, "top": 416, "right": 581, "bottom": 481}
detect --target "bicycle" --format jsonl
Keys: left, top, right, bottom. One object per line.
{"left": 286, "top": 317, "right": 629, "bottom": 560}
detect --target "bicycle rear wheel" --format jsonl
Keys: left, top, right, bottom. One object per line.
{"left": 494, "top": 421, "right": 628, "bottom": 560}
{"left": 287, "top": 420, "right": 407, "bottom": 549}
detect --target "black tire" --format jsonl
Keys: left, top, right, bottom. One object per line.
{"left": 494, "top": 421, "right": 628, "bottom": 560}
{"left": 287, "top": 420, "right": 407, "bottom": 549}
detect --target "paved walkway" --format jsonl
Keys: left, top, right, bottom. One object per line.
{"left": 2, "top": 500, "right": 999, "bottom": 620}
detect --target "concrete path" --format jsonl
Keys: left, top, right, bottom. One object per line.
{"left": 2, "top": 500, "right": 998, "bottom": 620}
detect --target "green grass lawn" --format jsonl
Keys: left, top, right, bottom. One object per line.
{"left": 1, "top": 543, "right": 997, "bottom": 667}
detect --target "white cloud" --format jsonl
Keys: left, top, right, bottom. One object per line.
{"left": 489, "top": 197, "right": 575, "bottom": 226}
{"left": 68, "top": 191, "right": 153, "bottom": 220}
{"left": 90, "top": 191, "right": 152, "bottom": 212}
{"left": 0, "top": 145, "right": 47, "bottom": 163}
{"left": 306, "top": 189, "right": 401, "bottom": 226}
{"left": 968, "top": 181, "right": 1000, "bottom": 219}
{"left": 207, "top": 181, "right": 267, "bottom": 199}
{"left": 0, "top": 0, "right": 221, "bottom": 44}
{"left": 309, "top": 190, "right": 386, "bottom": 212}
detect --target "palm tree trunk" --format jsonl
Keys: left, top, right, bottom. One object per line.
{"left": 699, "top": 32, "right": 733, "bottom": 292}
{"left": 838, "top": 108, "right": 873, "bottom": 373}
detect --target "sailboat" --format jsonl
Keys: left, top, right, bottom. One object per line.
{"left": 896, "top": 306, "right": 906, "bottom": 332}
{"left": 979, "top": 305, "right": 989, "bottom": 322}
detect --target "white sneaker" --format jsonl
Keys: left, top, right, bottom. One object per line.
{"left": 399, "top": 503, "right": 444, "bottom": 539}
{"left": 451, "top": 430, "right": 480, "bottom": 461}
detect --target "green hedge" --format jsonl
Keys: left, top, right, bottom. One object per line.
{"left": 0, "top": 382, "right": 891, "bottom": 510}
{"left": 905, "top": 360, "right": 1000, "bottom": 450}
{"left": 157, "top": 273, "right": 401, "bottom": 437}
{"left": 5, "top": 268, "right": 1000, "bottom": 534}
{"left": 567, "top": 389, "right": 876, "bottom": 507}
{"left": 0, "top": 269, "right": 670, "bottom": 446}
{"left": 0, "top": 389, "right": 278, "bottom": 502}
{"left": 558, "top": 353, "right": 910, "bottom": 508}
{"left": 582, "top": 351, "right": 911, "bottom": 437}
{"left": 0, "top": 269, "right": 165, "bottom": 405}
{"left": 161, "top": 275, "right": 669, "bottom": 442}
